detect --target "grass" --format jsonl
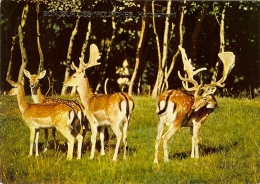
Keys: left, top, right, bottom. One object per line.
{"left": 0, "top": 95, "right": 259, "bottom": 183}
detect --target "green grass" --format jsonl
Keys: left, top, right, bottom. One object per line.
{"left": 0, "top": 95, "right": 259, "bottom": 183}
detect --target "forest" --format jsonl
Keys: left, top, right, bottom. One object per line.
{"left": 1, "top": 0, "right": 260, "bottom": 98}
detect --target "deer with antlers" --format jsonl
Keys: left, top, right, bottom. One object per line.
{"left": 154, "top": 45, "right": 235, "bottom": 164}
{"left": 64, "top": 44, "right": 134, "bottom": 161}
{"left": 7, "top": 79, "right": 83, "bottom": 160}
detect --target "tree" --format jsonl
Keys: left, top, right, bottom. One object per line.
{"left": 48, "top": 0, "right": 82, "bottom": 95}
{"left": 94, "top": 2, "right": 116, "bottom": 94}
{"left": 36, "top": 0, "right": 44, "bottom": 74}
{"left": 17, "top": 3, "right": 29, "bottom": 83}
{"left": 128, "top": 1, "right": 147, "bottom": 96}
{"left": 151, "top": 0, "right": 186, "bottom": 97}
{"left": 211, "top": 2, "right": 229, "bottom": 83}
{"left": 151, "top": 0, "right": 171, "bottom": 97}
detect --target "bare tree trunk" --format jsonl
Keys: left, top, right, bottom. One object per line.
{"left": 6, "top": 36, "right": 17, "bottom": 80}
{"left": 17, "top": 4, "right": 29, "bottom": 83}
{"left": 151, "top": 0, "right": 171, "bottom": 97}
{"left": 36, "top": 1, "right": 44, "bottom": 74}
{"left": 151, "top": 0, "right": 162, "bottom": 97}
{"left": 61, "top": 17, "right": 80, "bottom": 95}
{"left": 164, "top": 0, "right": 186, "bottom": 89}
{"left": 211, "top": 2, "right": 227, "bottom": 83}
{"left": 219, "top": 4, "right": 226, "bottom": 53}
{"left": 128, "top": 1, "right": 147, "bottom": 96}
{"left": 70, "top": 20, "right": 92, "bottom": 96}
{"left": 94, "top": 4, "right": 116, "bottom": 94}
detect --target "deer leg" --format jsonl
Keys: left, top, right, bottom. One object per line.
{"left": 162, "top": 124, "right": 180, "bottom": 162}
{"left": 43, "top": 129, "right": 49, "bottom": 152}
{"left": 191, "top": 120, "right": 201, "bottom": 158}
{"left": 154, "top": 122, "right": 165, "bottom": 164}
{"left": 90, "top": 125, "right": 98, "bottom": 159}
{"left": 190, "top": 126, "right": 195, "bottom": 158}
{"left": 122, "top": 121, "right": 128, "bottom": 159}
{"left": 110, "top": 124, "right": 122, "bottom": 161}
{"left": 35, "top": 129, "right": 40, "bottom": 157}
{"left": 99, "top": 126, "right": 106, "bottom": 156}
{"left": 29, "top": 128, "right": 36, "bottom": 157}
{"left": 58, "top": 128, "right": 75, "bottom": 160}
{"left": 75, "top": 134, "right": 83, "bottom": 159}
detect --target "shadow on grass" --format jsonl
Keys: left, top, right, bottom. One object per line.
{"left": 169, "top": 141, "right": 239, "bottom": 160}
{"left": 38, "top": 137, "right": 137, "bottom": 158}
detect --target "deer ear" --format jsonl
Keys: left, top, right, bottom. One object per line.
{"left": 38, "top": 70, "right": 46, "bottom": 79}
{"left": 24, "top": 69, "right": 30, "bottom": 78}
{"left": 209, "top": 87, "right": 217, "bottom": 94}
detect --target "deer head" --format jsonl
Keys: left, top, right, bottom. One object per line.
{"left": 64, "top": 44, "right": 101, "bottom": 87}
{"left": 178, "top": 46, "right": 235, "bottom": 111}
{"left": 23, "top": 70, "right": 46, "bottom": 88}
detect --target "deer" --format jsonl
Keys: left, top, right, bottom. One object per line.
{"left": 23, "top": 69, "right": 86, "bottom": 152}
{"left": 7, "top": 79, "right": 83, "bottom": 160}
{"left": 154, "top": 45, "right": 235, "bottom": 164}
{"left": 64, "top": 44, "right": 135, "bottom": 161}
{"left": 23, "top": 69, "right": 110, "bottom": 151}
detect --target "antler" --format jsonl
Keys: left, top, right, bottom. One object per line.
{"left": 71, "top": 62, "right": 81, "bottom": 72}
{"left": 178, "top": 45, "right": 207, "bottom": 91}
{"left": 211, "top": 52, "right": 235, "bottom": 87}
{"left": 80, "top": 44, "right": 101, "bottom": 69}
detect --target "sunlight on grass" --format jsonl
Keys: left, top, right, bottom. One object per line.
{"left": 0, "top": 95, "right": 259, "bottom": 183}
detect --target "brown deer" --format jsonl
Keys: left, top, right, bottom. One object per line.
{"left": 64, "top": 44, "right": 134, "bottom": 161}
{"left": 154, "top": 45, "right": 235, "bottom": 163}
{"left": 7, "top": 79, "right": 83, "bottom": 160}
{"left": 23, "top": 69, "right": 88, "bottom": 151}
{"left": 24, "top": 70, "right": 81, "bottom": 151}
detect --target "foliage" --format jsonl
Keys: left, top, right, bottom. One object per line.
{"left": 47, "top": 0, "right": 82, "bottom": 13}
{"left": 0, "top": 1, "right": 259, "bottom": 95}
{"left": 0, "top": 95, "right": 259, "bottom": 183}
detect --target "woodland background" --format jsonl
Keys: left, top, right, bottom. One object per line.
{"left": 0, "top": 0, "right": 259, "bottom": 97}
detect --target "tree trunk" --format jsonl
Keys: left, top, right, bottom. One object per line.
{"left": 70, "top": 20, "right": 92, "bottom": 96}
{"left": 6, "top": 36, "right": 17, "bottom": 80}
{"left": 211, "top": 2, "right": 227, "bottom": 83}
{"left": 150, "top": 0, "right": 162, "bottom": 97}
{"left": 17, "top": 4, "right": 29, "bottom": 83}
{"left": 151, "top": 0, "right": 171, "bottom": 97}
{"left": 164, "top": 0, "right": 186, "bottom": 89}
{"left": 36, "top": 1, "right": 44, "bottom": 74}
{"left": 128, "top": 1, "right": 147, "bottom": 96}
{"left": 94, "top": 4, "right": 116, "bottom": 94}
{"left": 61, "top": 17, "right": 80, "bottom": 95}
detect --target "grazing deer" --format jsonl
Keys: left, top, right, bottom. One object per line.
{"left": 23, "top": 69, "right": 110, "bottom": 151}
{"left": 7, "top": 79, "right": 83, "bottom": 160}
{"left": 154, "top": 46, "right": 235, "bottom": 163}
{"left": 64, "top": 44, "right": 134, "bottom": 161}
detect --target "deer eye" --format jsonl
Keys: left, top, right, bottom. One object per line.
{"left": 73, "top": 76, "right": 76, "bottom": 78}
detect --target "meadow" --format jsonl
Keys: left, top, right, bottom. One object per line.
{"left": 0, "top": 94, "right": 259, "bottom": 183}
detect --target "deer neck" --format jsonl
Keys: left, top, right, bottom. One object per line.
{"left": 77, "top": 77, "right": 93, "bottom": 108}
{"left": 31, "top": 85, "right": 45, "bottom": 104}
{"left": 16, "top": 86, "right": 29, "bottom": 114}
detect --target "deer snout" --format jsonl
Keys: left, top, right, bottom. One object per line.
{"left": 191, "top": 105, "right": 200, "bottom": 112}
